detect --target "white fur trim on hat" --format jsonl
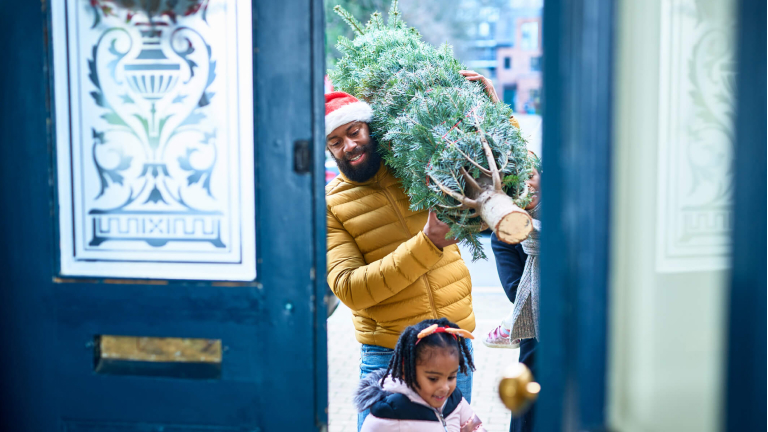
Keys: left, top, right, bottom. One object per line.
{"left": 325, "top": 101, "right": 373, "bottom": 136}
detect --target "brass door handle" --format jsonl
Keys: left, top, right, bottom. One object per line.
{"left": 498, "top": 363, "right": 541, "bottom": 415}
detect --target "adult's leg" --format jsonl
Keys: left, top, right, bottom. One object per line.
{"left": 357, "top": 344, "right": 394, "bottom": 431}
{"left": 510, "top": 338, "right": 538, "bottom": 432}
{"left": 456, "top": 340, "right": 474, "bottom": 403}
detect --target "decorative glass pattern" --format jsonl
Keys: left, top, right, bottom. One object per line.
{"left": 52, "top": 1, "right": 255, "bottom": 280}
{"left": 656, "top": 0, "right": 735, "bottom": 272}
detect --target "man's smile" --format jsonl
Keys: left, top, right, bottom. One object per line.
{"left": 348, "top": 151, "right": 367, "bottom": 166}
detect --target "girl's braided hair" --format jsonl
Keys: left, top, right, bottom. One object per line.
{"left": 381, "top": 318, "right": 476, "bottom": 390}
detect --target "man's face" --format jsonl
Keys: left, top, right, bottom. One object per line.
{"left": 326, "top": 121, "right": 381, "bottom": 183}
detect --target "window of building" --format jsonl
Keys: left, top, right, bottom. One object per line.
{"left": 479, "top": 22, "right": 490, "bottom": 38}
{"left": 530, "top": 56, "right": 542, "bottom": 71}
{"left": 503, "top": 85, "right": 517, "bottom": 107}
{"left": 504, "top": 57, "right": 512, "bottom": 69}
{"left": 520, "top": 21, "right": 539, "bottom": 50}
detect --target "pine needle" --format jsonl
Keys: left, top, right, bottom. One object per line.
{"left": 368, "top": 12, "right": 384, "bottom": 31}
{"left": 388, "top": 0, "right": 401, "bottom": 27}
{"left": 333, "top": 5, "right": 365, "bottom": 36}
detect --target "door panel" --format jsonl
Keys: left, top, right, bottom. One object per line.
{"left": 538, "top": 0, "right": 615, "bottom": 429}
{"left": 62, "top": 422, "right": 252, "bottom": 432}
{"left": 724, "top": 0, "right": 767, "bottom": 430}
{"left": 610, "top": 0, "right": 737, "bottom": 430}
{"left": 0, "top": 1, "right": 326, "bottom": 430}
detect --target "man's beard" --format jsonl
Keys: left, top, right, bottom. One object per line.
{"left": 333, "top": 135, "right": 383, "bottom": 183}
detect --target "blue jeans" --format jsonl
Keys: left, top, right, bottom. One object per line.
{"left": 356, "top": 342, "right": 474, "bottom": 431}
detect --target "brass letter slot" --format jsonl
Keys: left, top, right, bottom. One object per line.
{"left": 94, "top": 335, "right": 222, "bottom": 380}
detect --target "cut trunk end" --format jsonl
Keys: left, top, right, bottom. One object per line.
{"left": 478, "top": 190, "right": 532, "bottom": 244}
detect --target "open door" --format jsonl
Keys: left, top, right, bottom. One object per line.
{"left": 0, "top": 1, "right": 327, "bottom": 430}
{"left": 533, "top": 0, "right": 766, "bottom": 430}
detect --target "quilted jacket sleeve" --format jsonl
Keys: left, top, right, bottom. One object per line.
{"left": 327, "top": 209, "right": 444, "bottom": 312}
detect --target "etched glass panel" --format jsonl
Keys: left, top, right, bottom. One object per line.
{"left": 52, "top": 1, "right": 255, "bottom": 280}
{"left": 656, "top": 0, "right": 735, "bottom": 272}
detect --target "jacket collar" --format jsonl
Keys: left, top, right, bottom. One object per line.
{"left": 354, "top": 369, "right": 444, "bottom": 411}
{"left": 338, "top": 161, "right": 389, "bottom": 186}
{"left": 354, "top": 370, "right": 463, "bottom": 421}
{"left": 382, "top": 376, "right": 453, "bottom": 412}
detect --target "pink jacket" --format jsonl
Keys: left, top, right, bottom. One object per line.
{"left": 356, "top": 370, "right": 486, "bottom": 432}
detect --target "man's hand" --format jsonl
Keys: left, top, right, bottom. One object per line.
{"left": 460, "top": 70, "right": 500, "bottom": 103}
{"left": 423, "top": 211, "right": 459, "bottom": 250}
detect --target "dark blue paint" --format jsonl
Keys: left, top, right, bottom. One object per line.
{"left": 0, "top": 1, "right": 60, "bottom": 430}
{"left": 0, "top": 1, "right": 327, "bottom": 431}
{"left": 311, "top": 0, "right": 330, "bottom": 428}
{"left": 724, "top": 0, "right": 767, "bottom": 430}
{"left": 63, "top": 421, "right": 255, "bottom": 432}
{"left": 538, "top": 0, "right": 614, "bottom": 430}
{"left": 93, "top": 359, "right": 222, "bottom": 380}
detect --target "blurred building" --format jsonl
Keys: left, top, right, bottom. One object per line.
{"left": 465, "top": 0, "right": 543, "bottom": 113}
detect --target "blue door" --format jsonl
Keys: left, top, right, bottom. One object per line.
{"left": 536, "top": 0, "right": 765, "bottom": 429}
{"left": 0, "top": 1, "right": 327, "bottom": 431}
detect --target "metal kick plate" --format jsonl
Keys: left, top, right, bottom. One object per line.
{"left": 94, "top": 335, "right": 222, "bottom": 380}
{"left": 98, "top": 335, "right": 222, "bottom": 363}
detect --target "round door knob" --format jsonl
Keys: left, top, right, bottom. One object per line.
{"left": 498, "top": 362, "right": 541, "bottom": 415}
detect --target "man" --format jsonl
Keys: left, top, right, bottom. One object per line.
{"left": 324, "top": 90, "right": 475, "bottom": 430}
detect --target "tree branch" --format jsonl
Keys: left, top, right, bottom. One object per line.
{"left": 388, "top": 0, "right": 402, "bottom": 27}
{"left": 334, "top": 5, "right": 365, "bottom": 35}
{"left": 460, "top": 167, "right": 481, "bottom": 192}
{"left": 499, "top": 149, "right": 510, "bottom": 172}
{"left": 437, "top": 203, "right": 465, "bottom": 210}
{"left": 477, "top": 128, "right": 502, "bottom": 191}
{"left": 451, "top": 171, "right": 465, "bottom": 195}
{"left": 429, "top": 175, "right": 479, "bottom": 209}
{"left": 440, "top": 208, "right": 481, "bottom": 218}
{"left": 455, "top": 146, "right": 493, "bottom": 176}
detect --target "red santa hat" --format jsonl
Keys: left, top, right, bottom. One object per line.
{"left": 325, "top": 91, "right": 373, "bottom": 137}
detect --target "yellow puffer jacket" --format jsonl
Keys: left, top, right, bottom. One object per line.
{"left": 326, "top": 162, "right": 475, "bottom": 349}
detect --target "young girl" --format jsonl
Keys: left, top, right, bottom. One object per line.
{"left": 355, "top": 318, "right": 486, "bottom": 431}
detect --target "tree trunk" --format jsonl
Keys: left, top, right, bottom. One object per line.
{"left": 476, "top": 189, "right": 532, "bottom": 244}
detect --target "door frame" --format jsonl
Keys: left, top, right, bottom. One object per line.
{"left": 311, "top": 0, "right": 329, "bottom": 428}
{"left": 724, "top": 0, "right": 767, "bottom": 430}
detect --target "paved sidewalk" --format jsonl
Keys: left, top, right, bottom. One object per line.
{"left": 328, "top": 237, "right": 519, "bottom": 431}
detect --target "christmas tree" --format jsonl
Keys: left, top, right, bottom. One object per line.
{"left": 329, "top": 1, "right": 534, "bottom": 259}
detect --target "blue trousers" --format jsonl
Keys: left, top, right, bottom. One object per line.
{"left": 356, "top": 342, "right": 474, "bottom": 431}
